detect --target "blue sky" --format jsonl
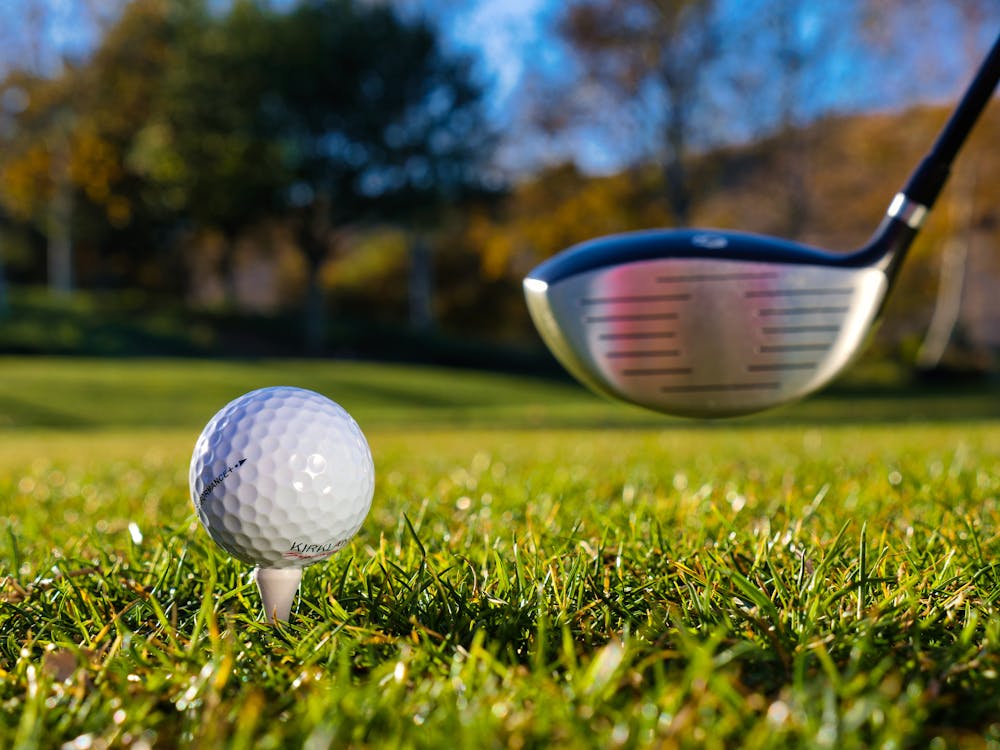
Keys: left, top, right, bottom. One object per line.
{"left": 445, "top": 0, "right": 556, "bottom": 114}
{"left": 0, "top": 0, "right": 104, "bottom": 72}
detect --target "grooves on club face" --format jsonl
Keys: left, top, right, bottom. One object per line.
{"left": 524, "top": 232, "right": 889, "bottom": 418}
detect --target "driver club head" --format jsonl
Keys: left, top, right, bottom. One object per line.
{"left": 524, "top": 229, "right": 891, "bottom": 418}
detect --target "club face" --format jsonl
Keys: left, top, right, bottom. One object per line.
{"left": 524, "top": 243, "right": 889, "bottom": 418}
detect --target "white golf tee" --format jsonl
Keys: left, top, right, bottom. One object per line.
{"left": 253, "top": 567, "right": 303, "bottom": 623}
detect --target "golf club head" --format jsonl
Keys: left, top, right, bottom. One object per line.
{"left": 523, "top": 31, "right": 999, "bottom": 418}
{"left": 524, "top": 229, "right": 890, "bottom": 418}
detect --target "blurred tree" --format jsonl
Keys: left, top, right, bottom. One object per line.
{"left": 0, "top": 67, "right": 81, "bottom": 292}
{"left": 0, "top": 0, "right": 170, "bottom": 292}
{"left": 0, "top": 206, "right": 8, "bottom": 318}
{"left": 726, "top": 1, "right": 890, "bottom": 242}
{"left": 1, "top": 0, "right": 493, "bottom": 347}
{"left": 735, "top": 0, "right": 821, "bottom": 240}
{"left": 554, "top": 0, "right": 722, "bottom": 225}
{"left": 78, "top": 0, "right": 185, "bottom": 291}
{"left": 130, "top": 0, "right": 289, "bottom": 300}
{"left": 259, "top": 0, "right": 493, "bottom": 352}
{"left": 133, "top": 0, "right": 493, "bottom": 352}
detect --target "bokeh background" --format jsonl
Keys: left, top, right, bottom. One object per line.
{"left": 0, "top": 0, "right": 997, "bottom": 378}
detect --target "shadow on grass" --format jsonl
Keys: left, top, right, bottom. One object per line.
{"left": 447, "top": 382, "right": 1000, "bottom": 432}
{"left": 0, "top": 353, "right": 997, "bottom": 432}
{"left": 689, "top": 381, "right": 1000, "bottom": 428}
{"left": 0, "top": 394, "right": 97, "bottom": 429}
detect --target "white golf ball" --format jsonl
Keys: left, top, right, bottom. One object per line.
{"left": 189, "top": 386, "right": 374, "bottom": 568}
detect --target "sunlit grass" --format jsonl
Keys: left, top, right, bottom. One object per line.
{"left": 2, "top": 359, "right": 1000, "bottom": 747}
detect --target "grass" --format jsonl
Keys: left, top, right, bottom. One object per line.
{"left": 2, "top": 357, "right": 1000, "bottom": 748}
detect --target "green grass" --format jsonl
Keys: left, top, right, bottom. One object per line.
{"left": 2, "top": 357, "right": 1000, "bottom": 748}
{"left": 1, "top": 355, "right": 999, "bottom": 431}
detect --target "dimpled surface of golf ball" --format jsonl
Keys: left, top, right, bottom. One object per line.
{"left": 189, "top": 386, "right": 374, "bottom": 568}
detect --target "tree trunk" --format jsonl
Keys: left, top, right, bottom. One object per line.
{"left": 662, "top": 85, "right": 692, "bottom": 226}
{"left": 48, "top": 165, "right": 74, "bottom": 294}
{"left": 304, "top": 258, "right": 326, "bottom": 356}
{"left": 0, "top": 234, "right": 8, "bottom": 319}
{"left": 217, "top": 230, "right": 240, "bottom": 308}
{"left": 663, "top": 152, "right": 691, "bottom": 226}
{"left": 408, "top": 234, "right": 434, "bottom": 333}
{"left": 781, "top": 127, "right": 810, "bottom": 240}
{"left": 297, "top": 222, "right": 329, "bottom": 356}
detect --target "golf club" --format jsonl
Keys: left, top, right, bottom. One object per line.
{"left": 524, "top": 31, "right": 1000, "bottom": 418}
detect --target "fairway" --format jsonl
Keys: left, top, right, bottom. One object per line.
{"left": 2, "top": 358, "right": 1000, "bottom": 748}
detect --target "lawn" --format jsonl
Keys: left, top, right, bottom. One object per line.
{"left": 2, "top": 357, "right": 1000, "bottom": 748}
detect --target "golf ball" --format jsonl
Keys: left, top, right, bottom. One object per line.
{"left": 189, "top": 386, "right": 374, "bottom": 568}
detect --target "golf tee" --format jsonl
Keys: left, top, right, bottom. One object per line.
{"left": 253, "top": 567, "right": 303, "bottom": 623}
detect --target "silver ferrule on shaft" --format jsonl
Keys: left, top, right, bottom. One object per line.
{"left": 887, "top": 193, "right": 929, "bottom": 230}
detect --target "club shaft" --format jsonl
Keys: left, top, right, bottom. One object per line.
{"left": 902, "top": 32, "right": 1000, "bottom": 209}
